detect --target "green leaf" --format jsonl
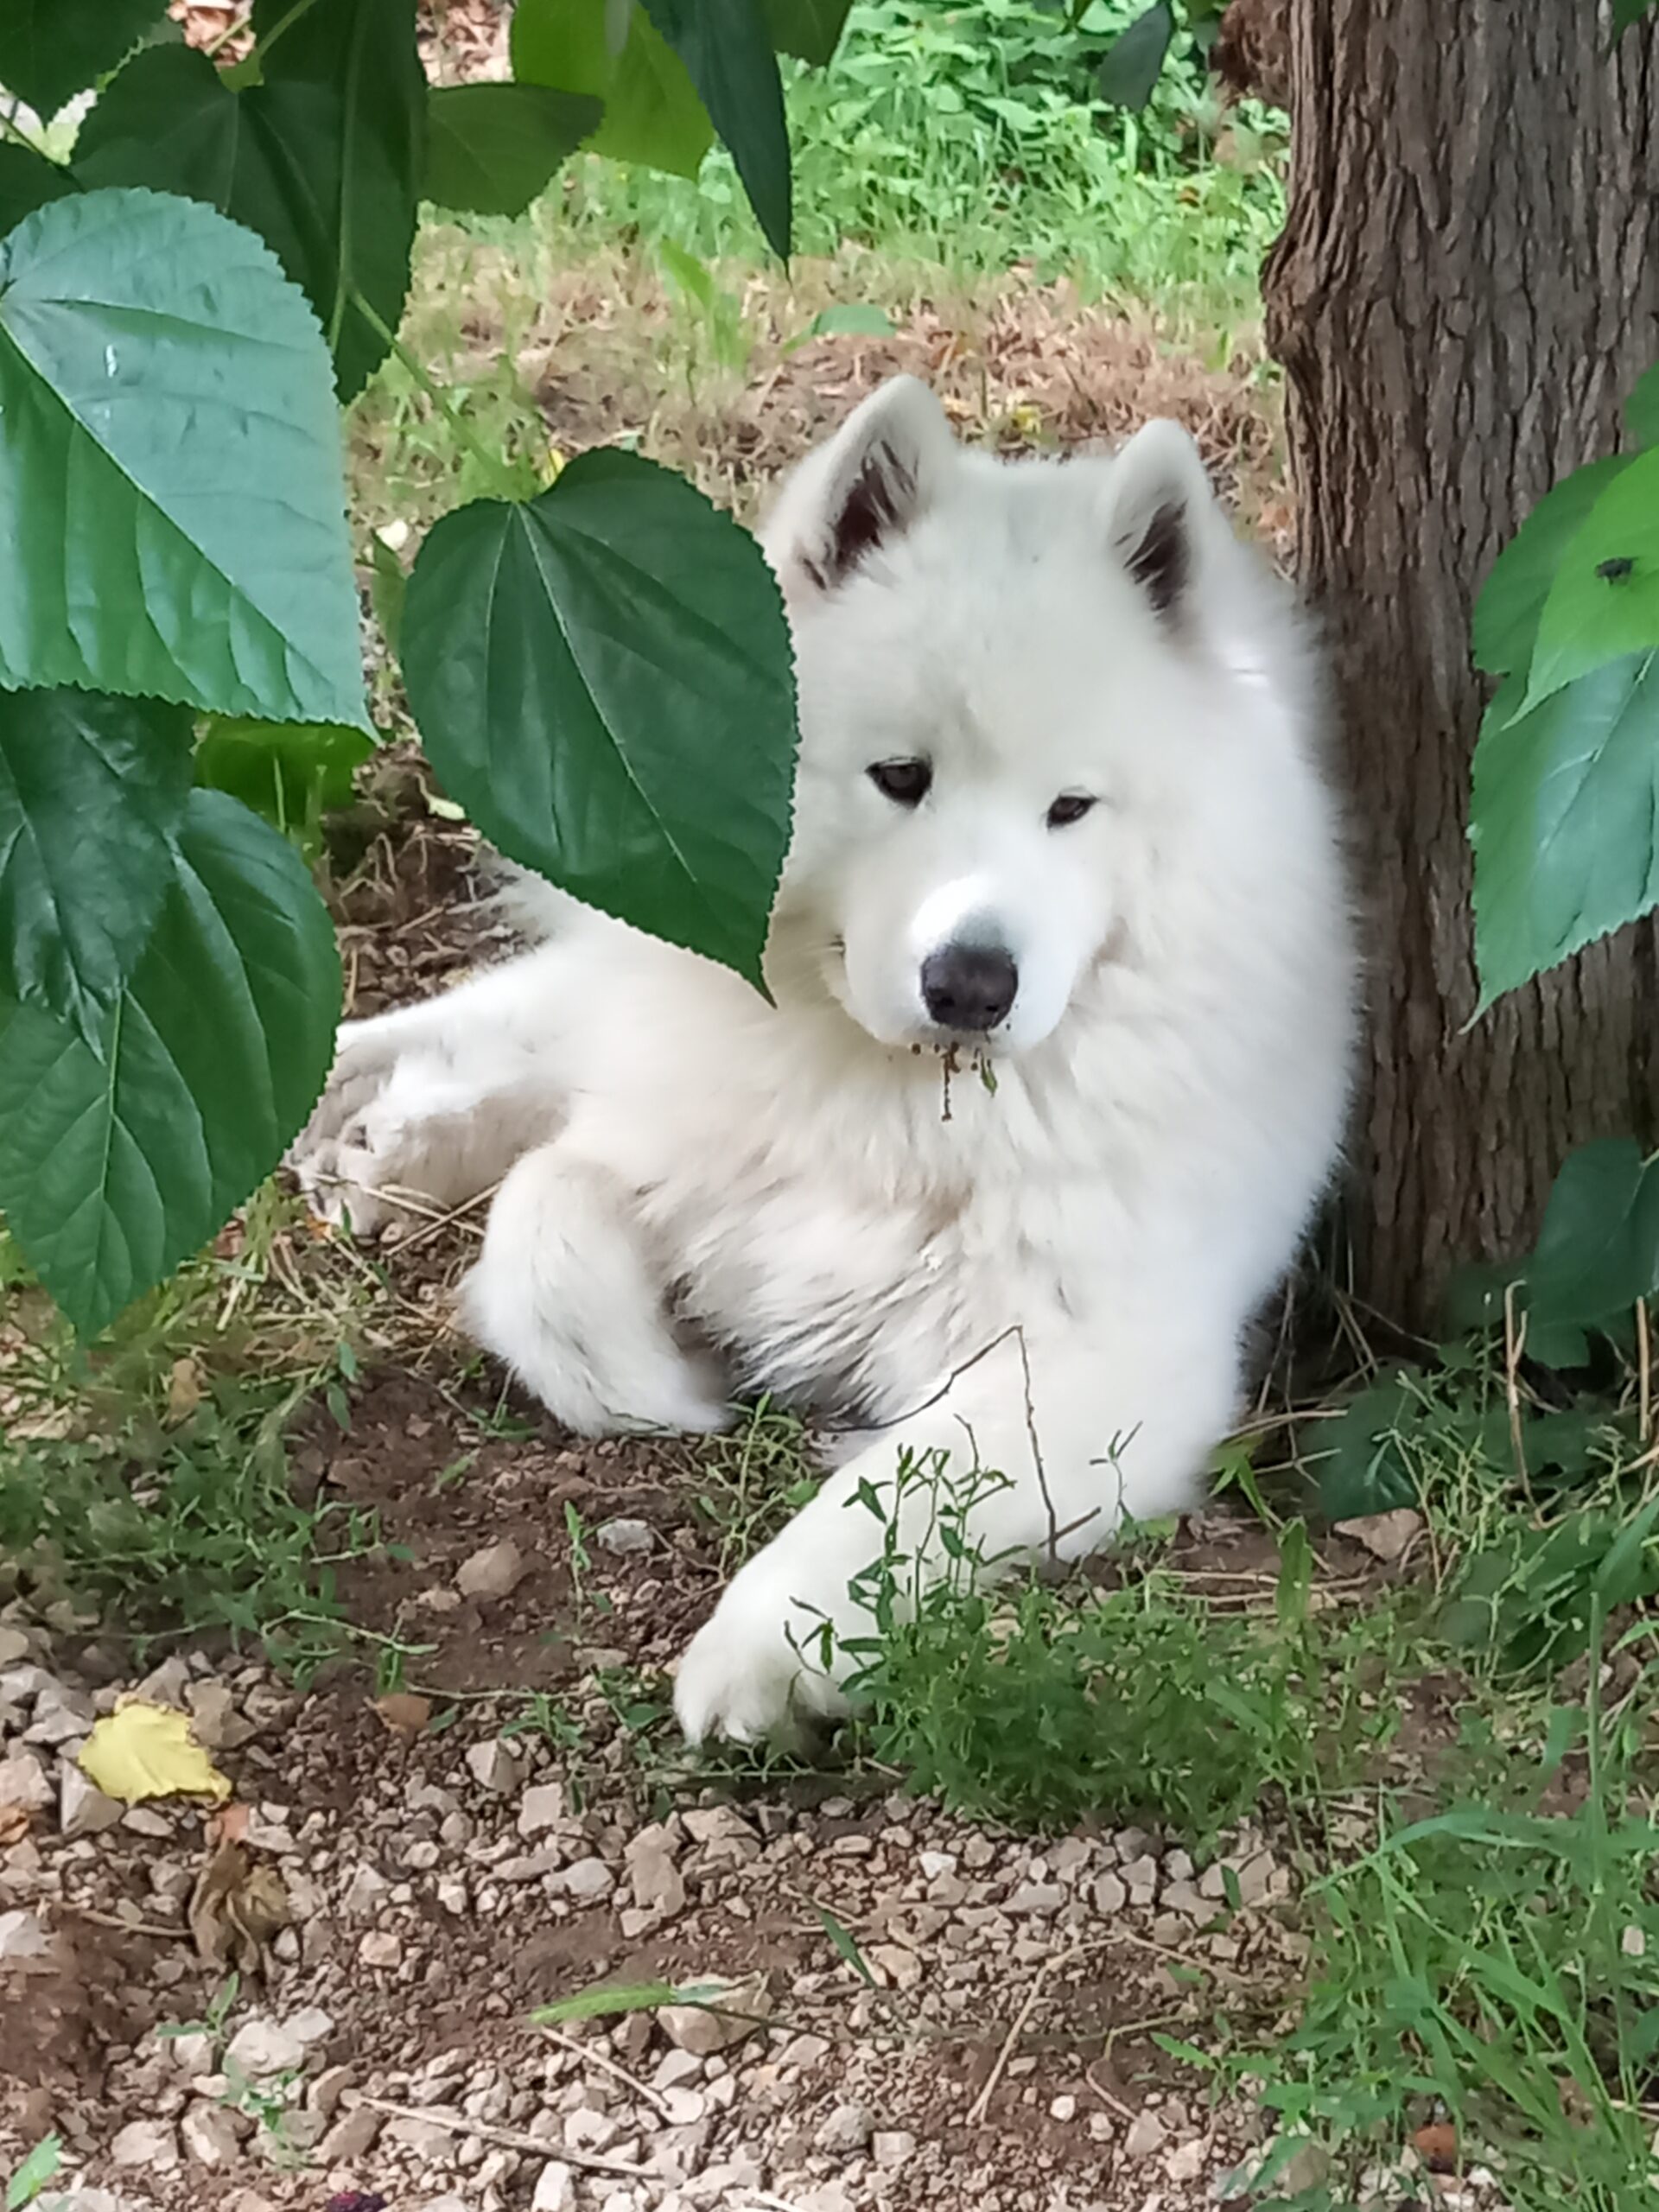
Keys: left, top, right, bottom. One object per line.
{"left": 813, "top": 1900, "right": 877, "bottom": 1985}
{"left": 195, "top": 718, "right": 375, "bottom": 859}
{"left": 0, "top": 688, "right": 193, "bottom": 1041}
{"left": 0, "top": 188, "right": 367, "bottom": 728}
{"left": 641, "top": 0, "right": 791, "bottom": 256}
{"left": 1471, "top": 454, "right": 1631, "bottom": 679}
{"left": 0, "top": 143, "right": 75, "bottom": 236}
{"left": 531, "top": 1978, "right": 725, "bottom": 2024}
{"left": 1627, "top": 363, "right": 1659, "bottom": 449}
{"left": 1096, "top": 2, "right": 1174, "bottom": 110}
{"left": 511, "top": 0, "right": 714, "bottom": 179}
{"left": 0, "top": 791, "right": 341, "bottom": 1336}
{"left": 5, "top": 2135, "right": 62, "bottom": 2212}
{"left": 1522, "top": 1139, "right": 1659, "bottom": 1328}
{"left": 786, "top": 301, "right": 896, "bottom": 350}
{"left": 1613, "top": 0, "right": 1656, "bottom": 29}
{"left": 1523, "top": 447, "right": 1659, "bottom": 708}
{"left": 760, "top": 0, "right": 853, "bottom": 65}
{"left": 424, "top": 82, "right": 601, "bottom": 216}
{"left": 0, "top": 0, "right": 165, "bottom": 121}
{"left": 1470, "top": 652, "right": 1659, "bottom": 1005}
{"left": 369, "top": 534, "right": 408, "bottom": 658}
{"left": 73, "top": 0, "right": 424, "bottom": 401}
{"left": 402, "top": 453, "right": 796, "bottom": 987}
{"left": 1308, "top": 1376, "right": 1421, "bottom": 1521}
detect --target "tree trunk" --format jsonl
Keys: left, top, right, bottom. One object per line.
{"left": 1263, "top": 0, "right": 1659, "bottom": 1330}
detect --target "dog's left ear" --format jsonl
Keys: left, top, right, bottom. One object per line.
{"left": 765, "top": 376, "right": 958, "bottom": 600}
{"left": 1105, "top": 420, "right": 1220, "bottom": 623}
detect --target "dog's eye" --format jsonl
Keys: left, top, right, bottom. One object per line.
{"left": 868, "top": 759, "right": 932, "bottom": 807}
{"left": 1046, "top": 793, "right": 1096, "bottom": 829}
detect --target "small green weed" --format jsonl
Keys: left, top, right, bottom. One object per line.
{"left": 836, "top": 1455, "right": 1406, "bottom": 1840}
{"left": 4, "top": 2138, "right": 62, "bottom": 2212}
{"left": 690, "top": 1400, "right": 820, "bottom": 1576}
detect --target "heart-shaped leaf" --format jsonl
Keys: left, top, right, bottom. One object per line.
{"left": 0, "top": 0, "right": 165, "bottom": 124}
{"left": 401, "top": 454, "right": 796, "bottom": 987}
{"left": 641, "top": 0, "right": 791, "bottom": 256}
{"left": 0, "top": 687, "right": 193, "bottom": 1042}
{"left": 0, "top": 188, "right": 367, "bottom": 727}
{"left": 73, "top": 0, "right": 423, "bottom": 400}
{"left": 1096, "top": 3, "right": 1174, "bottom": 111}
{"left": 0, "top": 791, "right": 340, "bottom": 1336}
{"left": 0, "top": 143, "right": 74, "bottom": 236}
{"left": 512, "top": 0, "right": 714, "bottom": 179}
{"left": 425, "top": 83, "right": 601, "bottom": 216}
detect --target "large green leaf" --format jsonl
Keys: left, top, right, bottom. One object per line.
{"left": 1471, "top": 454, "right": 1631, "bottom": 681}
{"left": 641, "top": 0, "right": 791, "bottom": 256}
{"left": 401, "top": 453, "right": 797, "bottom": 987}
{"left": 425, "top": 82, "right": 601, "bottom": 216}
{"left": 0, "top": 689, "right": 193, "bottom": 1043}
{"left": 0, "top": 791, "right": 340, "bottom": 1336}
{"left": 73, "top": 0, "right": 423, "bottom": 400}
{"left": 0, "top": 143, "right": 74, "bottom": 237}
{"left": 512, "top": 0, "right": 714, "bottom": 179}
{"left": 760, "top": 0, "right": 853, "bottom": 66}
{"left": 1307, "top": 1376, "right": 1422, "bottom": 1521}
{"left": 0, "top": 188, "right": 366, "bottom": 728}
{"left": 1523, "top": 446, "right": 1659, "bottom": 708}
{"left": 0, "top": 0, "right": 165, "bottom": 122}
{"left": 1470, "top": 651, "right": 1659, "bottom": 1005}
{"left": 1523, "top": 1139, "right": 1659, "bottom": 1329}
{"left": 194, "top": 717, "right": 375, "bottom": 861}
{"left": 1096, "top": 3, "right": 1175, "bottom": 110}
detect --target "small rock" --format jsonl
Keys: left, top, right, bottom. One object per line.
{"left": 0, "top": 1627, "right": 31, "bottom": 1668}
{"left": 1334, "top": 1506, "right": 1423, "bottom": 1561}
{"left": 0, "top": 1908, "right": 50, "bottom": 1960}
{"left": 59, "top": 1766, "right": 121, "bottom": 1838}
{"left": 184, "top": 1681, "right": 251, "bottom": 1751}
{"left": 359, "top": 1929, "right": 403, "bottom": 1969}
{"left": 565, "top": 2109, "right": 620, "bottom": 2154}
{"left": 224, "top": 2018, "right": 304, "bottom": 2079}
{"left": 340, "top": 1861, "right": 390, "bottom": 1917}
{"left": 135, "top": 1654, "right": 192, "bottom": 1705}
{"left": 1122, "top": 1852, "right": 1160, "bottom": 1901}
{"left": 165, "top": 2030, "right": 217, "bottom": 2080}
{"left": 1123, "top": 2109, "right": 1166, "bottom": 2159}
{"left": 532, "top": 2164, "right": 578, "bottom": 2212}
{"left": 1006, "top": 1882, "right": 1065, "bottom": 1915}
{"left": 181, "top": 2102, "right": 243, "bottom": 2167}
{"left": 1091, "top": 1870, "right": 1127, "bottom": 1915}
{"left": 465, "top": 1738, "right": 525, "bottom": 1794}
{"left": 871, "top": 2130, "right": 917, "bottom": 2169}
{"left": 282, "top": 2005, "right": 334, "bottom": 2049}
{"left": 111, "top": 2119, "right": 179, "bottom": 2170}
{"left": 626, "top": 1824, "right": 686, "bottom": 1917}
{"left": 0, "top": 1748, "right": 52, "bottom": 1812}
{"left": 1165, "top": 2136, "right": 1208, "bottom": 2183}
{"left": 456, "top": 1539, "right": 525, "bottom": 1601}
{"left": 817, "top": 2102, "right": 874, "bottom": 2153}
{"left": 308, "top": 2063, "right": 353, "bottom": 2117}
{"left": 594, "top": 1517, "right": 655, "bottom": 1555}
{"left": 518, "top": 1781, "right": 568, "bottom": 1836}
{"left": 918, "top": 1849, "right": 957, "bottom": 1879}
{"left": 658, "top": 1975, "right": 769, "bottom": 2054}
{"left": 556, "top": 1857, "right": 614, "bottom": 1902}
{"left": 319, "top": 2106, "right": 383, "bottom": 2162}
{"left": 1049, "top": 2094, "right": 1077, "bottom": 2121}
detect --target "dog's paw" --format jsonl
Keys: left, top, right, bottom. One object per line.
{"left": 673, "top": 1562, "right": 853, "bottom": 1746}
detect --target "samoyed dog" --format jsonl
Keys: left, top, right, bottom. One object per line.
{"left": 295, "top": 377, "right": 1356, "bottom": 1745}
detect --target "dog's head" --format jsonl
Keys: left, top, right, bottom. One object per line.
{"left": 761, "top": 375, "right": 1270, "bottom": 1057}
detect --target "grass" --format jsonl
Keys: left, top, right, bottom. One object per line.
{"left": 0, "top": 1189, "right": 393, "bottom": 1681}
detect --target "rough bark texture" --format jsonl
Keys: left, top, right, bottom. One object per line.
{"left": 1264, "top": 1, "right": 1659, "bottom": 1328}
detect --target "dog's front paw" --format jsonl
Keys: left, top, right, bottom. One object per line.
{"left": 673, "top": 1557, "right": 855, "bottom": 1746}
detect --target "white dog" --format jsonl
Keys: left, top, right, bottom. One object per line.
{"left": 296, "top": 377, "right": 1356, "bottom": 1745}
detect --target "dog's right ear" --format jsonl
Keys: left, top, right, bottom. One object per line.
{"left": 764, "top": 376, "right": 957, "bottom": 599}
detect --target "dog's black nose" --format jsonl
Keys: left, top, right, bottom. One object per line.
{"left": 921, "top": 944, "right": 1018, "bottom": 1032}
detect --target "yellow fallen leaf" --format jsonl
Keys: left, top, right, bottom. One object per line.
{"left": 79, "top": 1701, "right": 232, "bottom": 1805}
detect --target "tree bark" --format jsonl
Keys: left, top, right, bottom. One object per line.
{"left": 1263, "top": 1, "right": 1659, "bottom": 1330}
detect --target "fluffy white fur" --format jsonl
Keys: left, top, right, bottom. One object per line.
{"left": 294, "top": 377, "right": 1357, "bottom": 1745}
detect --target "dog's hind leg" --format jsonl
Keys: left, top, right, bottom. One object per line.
{"left": 461, "top": 1140, "right": 732, "bottom": 1439}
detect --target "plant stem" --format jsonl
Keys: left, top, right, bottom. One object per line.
{"left": 350, "top": 289, "right": 526, "bottom": 504}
